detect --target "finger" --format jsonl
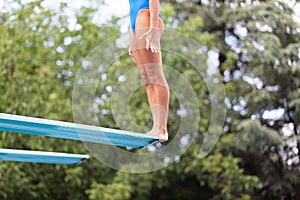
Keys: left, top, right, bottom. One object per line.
{"left": 151, "top": 42, "right": 157, "bottom": 53}
{"left": 152, "top": 43, "right": 157, "bottom": 53}
{"left": 140, "top": 35, "right": 145, "bottom": 41}
{"left": 153, "top": 42, "right": 158, "bottom": 53}
{"left": 146, "top": 40, "right": 150, "bottom": 50}
{"left": 152, "top": 46, "right": 156, "bottom": 53}
{"left": 155, "top": 43, "right": 159, "bottom": 53}
{"left": 140, "top": 29, "right": 152, "bottom": 40}
{"left": 150, "top": 42, "right": 154, "bottom": 52}
{"left": 140, "top": 33, "right": 146, "bottom": 40}
{"left": 153, "top": 44, "right": 158, "bottom": 53}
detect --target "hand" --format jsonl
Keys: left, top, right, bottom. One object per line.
{"left": 140, "top": 27, "right": 162, "bottom": 53}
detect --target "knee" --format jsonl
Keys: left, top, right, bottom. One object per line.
{"left": 138, "top": 66, "right": 150, "bottom": 85}
{"left": 145, "top": 64, "right": 168, "bottom": 87}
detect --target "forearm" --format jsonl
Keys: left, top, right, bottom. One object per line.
{"left": 149, "top": 0, "right": 159, "bottom": 27}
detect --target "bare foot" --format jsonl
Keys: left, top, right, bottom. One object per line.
{"left": 146, "top": 128, "right": 159, "bottom": 136}
{"left": 147, "top": 128, "right": 168, "bottom": 142}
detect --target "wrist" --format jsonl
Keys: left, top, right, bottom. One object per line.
{"left": 150, "top": 19, "right": 158, "bottom": 28}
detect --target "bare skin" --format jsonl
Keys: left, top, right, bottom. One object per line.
{"left": 129, "top": 1, "right": 169, "bottom": 142}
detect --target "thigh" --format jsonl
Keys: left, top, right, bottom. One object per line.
{"left": 129, "top": 9, "right": 164, "bottom": 65}
{"left": 131, "top": 49, "right": 162, "bottom": 65}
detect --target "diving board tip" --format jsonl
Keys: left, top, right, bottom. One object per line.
{"left": 0, "top": 148, "right": 89, "bottom": 165}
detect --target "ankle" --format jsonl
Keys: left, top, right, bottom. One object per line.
{"left": 158, "top": 127, "right": 167, "bottom": 134}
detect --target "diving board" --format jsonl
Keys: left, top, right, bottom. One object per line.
{"left": 0, "top": 148, "right": 89, "bottom": 165}
{"left": 0, "top": 113, "right": 159, "bottom": 149}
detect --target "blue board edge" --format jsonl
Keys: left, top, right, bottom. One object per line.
{"left": 0, "top": 148, "right": 89, "bottom": 165}
{"left": 0, "top": 113, "right": 159, "bottom": 148}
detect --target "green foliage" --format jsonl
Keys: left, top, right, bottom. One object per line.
{"left": 87, "top": 177, "right": 133, "bottom": 200}
{"left": 0, "top": 1, "right": 116, "bottom": 199}
{"left": 86, "top": 152, "right": 259, "bottom": 200}
{"left": 187, "top": 153, "right": 259, "bottom": 200}
{"left": 234, "top": 120, "right": 284, "bottom": 151}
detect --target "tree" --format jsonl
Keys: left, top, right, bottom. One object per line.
{"left": 0, "top": 1, "right": 117, "bottom": 199}
{"left": 159, "top": 0, "right": 300, "bottom": 198}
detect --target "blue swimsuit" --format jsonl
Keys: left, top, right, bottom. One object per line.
{"left": 129, "top": 0, "right": 162, "bottom": 33}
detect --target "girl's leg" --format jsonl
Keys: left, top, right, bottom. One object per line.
{"left": 131, "top": 51, "right": 169, "bottom": 137}
{"left": 129, "top": 9, "right": 169, "bottom": 142}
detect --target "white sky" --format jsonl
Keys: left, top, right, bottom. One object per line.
{"left": 0, "top": 0, "right": 129, "bottom": 27}
{"left": 0, "top": 0, "right": 131, "bottom": 31}
{"left": 40, "top": 0, "right": 129, "bottom": 17}
{"left": 0, "top": 0, "right": 129, "bottom": 11}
